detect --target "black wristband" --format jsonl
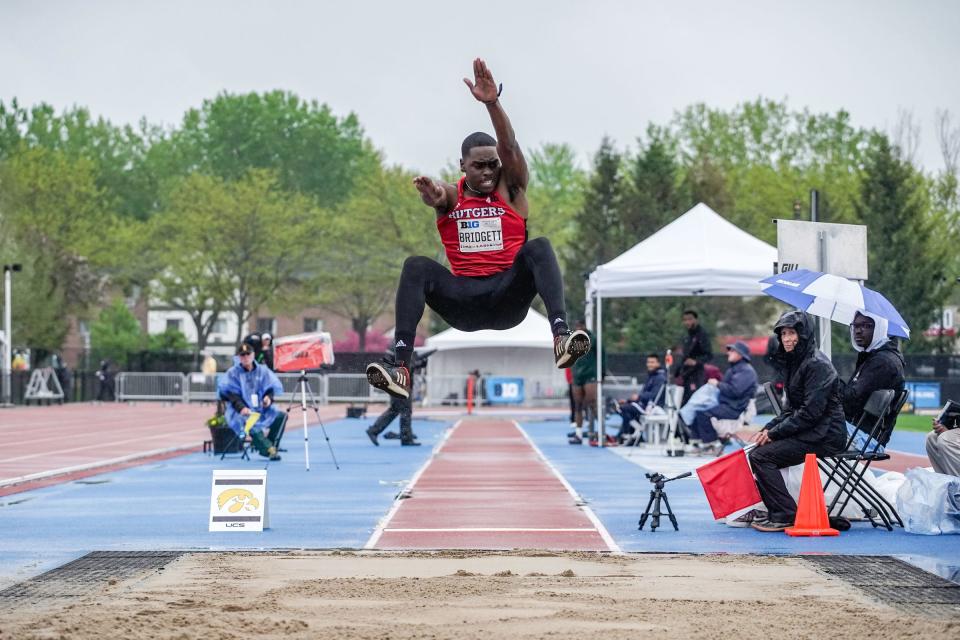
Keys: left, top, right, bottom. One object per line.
{"left": 483, "top": 83, "right": 503, "bottom": 105}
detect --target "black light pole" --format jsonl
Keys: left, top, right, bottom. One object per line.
{"left": 2, "top": 264, "right": 23, "bottom": 408}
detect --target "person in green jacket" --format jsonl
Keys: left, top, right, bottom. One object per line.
{"left": 569, "top": 320, "right": 605, "bottom": 444}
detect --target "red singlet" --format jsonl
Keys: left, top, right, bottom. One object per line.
{"left": 437, "top": 178, "right": 527, "bottom": 277}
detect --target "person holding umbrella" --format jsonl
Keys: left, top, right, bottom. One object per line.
{"left": 748, "top": 310, "right": 847, "bottom": 532}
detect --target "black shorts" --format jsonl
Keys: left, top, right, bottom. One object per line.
{"left": 395, "top": 237, "right": 565, "bottom": 340}
{"left": 424, "top": 258, "right": 538, "bottom": 332}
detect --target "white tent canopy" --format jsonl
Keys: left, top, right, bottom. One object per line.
{"left": 587, "top": 203, "right": 777, "bottom": 299}
{"left": 586, "top": 203, "right": 776, "bottom": 445}
{"left": 425, "top": 308, "right": 554, "bottom": 351}
{"left": 422, "top": 309, "right": 566, "bottom": 406}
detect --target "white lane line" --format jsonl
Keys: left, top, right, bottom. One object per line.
{"left": 363, "top": 419, "right": 462, "bottom": 550}
{"left": 0, "top": 432, "right": 194, "bottom": 463}
{"left": 512, "top": 420, "right": 623, "bottom": 554}
{"left": 0, "top": 443, "right": 197, "bottom": 488}
{"left": 382, "top": 528, "right": 597, "bottom": 533}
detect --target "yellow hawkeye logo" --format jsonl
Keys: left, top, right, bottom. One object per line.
{"left": 217, "top": 488, "right": 260, "bottom": 513}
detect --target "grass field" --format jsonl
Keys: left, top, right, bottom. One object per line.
{"left": 896, "top": 413, "right": 935, "bottom": 432}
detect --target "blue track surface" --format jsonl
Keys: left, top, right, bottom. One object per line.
{"left": 2, "top": 414, "right": 957, "bottom": 589}
{"left": 886, "top": 429, "right": 931, "bottom": 456}
{"left": 521, "top": 420, "right": 960, "bottom": 583}
{"left": 0, "top": 417, "right": 450, "bottom": 587}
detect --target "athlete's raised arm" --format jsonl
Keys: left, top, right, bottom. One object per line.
{"left": 463, "top": 58, "right": 529, "bottom": 193}
{"left": 413, "top": 175, "right": 457, "bottom": 216}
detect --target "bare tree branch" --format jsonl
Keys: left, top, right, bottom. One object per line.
{"left": 935, "top": 108, "right": 960, "bottom": 176}
{"left": 891, "top": 108, "right": 921, "bottom": 163}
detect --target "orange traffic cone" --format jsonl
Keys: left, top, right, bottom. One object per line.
{"left": 785, "top": 453, "right": 839, "bottom": 537}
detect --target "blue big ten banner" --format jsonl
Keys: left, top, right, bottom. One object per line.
{"left": 905, "top": 381, "right": 941, "bottom": 410}
{"left": 485, "top": 377, "right": 525, "bottom": 404}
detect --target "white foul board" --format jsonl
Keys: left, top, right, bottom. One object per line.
{"left": 209, "top": 470, "right": 269, "bottom": 532}
{"left": 775, "top": 219, "right": 868, "bottom": 280}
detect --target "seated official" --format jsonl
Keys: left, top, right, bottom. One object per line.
{"left": 927, "top": 418, "right": 960, "bottom": 477}
{"left": 685, "top": 341, "right": 758, "bottom": 454}
{"left": 748, "top": 310, "right": 847, "bottom": 532}
{"left": 616, "top": 354, "right": 667, "bottom": 443}
{"left": 218, "top": 342, "right": 285, "bottom": 461}
{"left": 841, "top": 311, "right": 905, "bottom": 453}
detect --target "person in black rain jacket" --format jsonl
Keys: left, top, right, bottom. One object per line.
{"left": 748, "top": 310, "right": 847, "bottom": 532}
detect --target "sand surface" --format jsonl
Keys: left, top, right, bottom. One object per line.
{"left": 1, "top": 551, "right": 955, "bottom": 640}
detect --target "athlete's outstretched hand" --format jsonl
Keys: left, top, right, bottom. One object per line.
{"left": 463, "top": 58, "right": 498, "bottom": 104}
{"left": 414, "top": 176, "right": 446, "bottom": 208}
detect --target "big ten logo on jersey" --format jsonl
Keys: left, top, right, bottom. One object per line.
{"left": 458, "top": 217, "right": 504, "bottom": 253}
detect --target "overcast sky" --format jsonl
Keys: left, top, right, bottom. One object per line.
{"left": 2, "top": 1, "right": 958, "bottom": 174}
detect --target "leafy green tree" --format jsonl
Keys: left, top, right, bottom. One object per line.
{"left": 671, "top": 99, "right": 874, "bottom": 240}
{"left": 622, "top": 125, "right": 684, "bottom": 239}
{"left": 149, "top": 174, "right": 233, "bottom": 361}
{"left": 315, "top": 166, "right": 441, "bottom": 351}
{"left": 856, "top": 134, "right": 952, "bottom": 352}
{"left": 166, "top": 91, "right": 379, "bottom": 206}
{"left": 0, "top": 147, "right": 116, "bottom": 353}
{"left": 564, "top": 138, "right": 626, "bottom": 320}
{"left": 526, "top": 143, "right": 586, "bottom": 255}
{"left": 152, "top": 170, "right": 325, "bottom": 350}
{"left": 0, "top": 100, "right": 160, "bottom": 220}
{"left": 148, "top": 327, "right": 191, "bottom": 353}
{"left": 90, "top": 298, "right": 144, "bottom": 366}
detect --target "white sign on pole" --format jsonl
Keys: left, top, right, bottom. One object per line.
{"left": 209, "top": 470, "right": 269, "bottom": 532}
{"left": 774, "top": 220, "right": 868, "bottom": 280}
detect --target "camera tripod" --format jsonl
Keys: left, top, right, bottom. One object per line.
{"left": 638, "top": 471, "right": 691, "bottom": 531}
{"left": 286, "top": 370, "right": 339, "bottom": 471}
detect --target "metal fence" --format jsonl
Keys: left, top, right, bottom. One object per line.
{"left": 276, "top": 373, "right": 327, "bottom": 404}
{"left": 116, "top": 372, "right": 187, "bottom": 402}
{"left": 117, "top": 372, "right": 334, "bottom": 404}
{"left": 326, "top": 373, "right": 387, "bottom": 403}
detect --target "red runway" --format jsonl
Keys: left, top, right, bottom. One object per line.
{"left": 369, "top": 418, "right": 618, "bottom": 552}
{"left": 0, "top": 402, "right": 344, "bottom": 496}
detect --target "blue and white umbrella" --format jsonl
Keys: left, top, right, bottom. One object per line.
{"left": 759, "top": 268, "right": 910, "bottom": 339}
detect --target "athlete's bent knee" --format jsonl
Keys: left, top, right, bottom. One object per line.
{"left": 401, "top": 255, "right": 435, "bottom": 278}
{"left": 522, "top": 236, "right": 555, "bottom": 261}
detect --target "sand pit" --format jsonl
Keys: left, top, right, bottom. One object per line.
{"left": 0, "top": 551, "right": 954, "bottom": 640}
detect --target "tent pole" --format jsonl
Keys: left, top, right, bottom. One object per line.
{"left": 596, "top": 293, "right": 604, "bottom": 447}
{"left": 584, "top": 280, "right": 594, "bottom": 332}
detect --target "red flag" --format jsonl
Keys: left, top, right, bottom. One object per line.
{"left": 696, "top": 449, "right": 762, "bottom": 519}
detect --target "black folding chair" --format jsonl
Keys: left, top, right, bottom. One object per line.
{"left": 220, "top": 430, "right": 252, "bottom": 461}
{"left": 219, "top": 412, "right": 288, "bottom": 462}
{"left": 818, "top": 389, "right": 907, "bottom": 531}
{"left": 762, "top": 381, "right": 784, "bottom": 416}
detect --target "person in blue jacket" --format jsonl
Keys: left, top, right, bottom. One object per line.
{"left": 614, "top": 354, "right": 668, "bottom": 443}
{"left": 687, "top": 341, "right": 758, "bottom": 451}
{"left": 218, "top": 342, "right": 284, "bottom": 460}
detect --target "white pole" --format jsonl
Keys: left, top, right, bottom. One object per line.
{"left": 2, "top": 267, "right": 11, "bottom": 407}
{"left": 596, "top": 293, "right": 604, "bottom": 448}
{"left": 817, "top": 230, "right": 832, "bottom": 359}
{"left": 300, "top": 372, "right": 311, "bottom": 471}
{"left": 585, "top": 277, "right": 594, "bottom": 332}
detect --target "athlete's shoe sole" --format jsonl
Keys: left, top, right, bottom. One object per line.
{"left": 555, "top": 330, "right": 591, "bottom": 369}
{"left": 366, "top": 362, "right": 410, "bottom": 400}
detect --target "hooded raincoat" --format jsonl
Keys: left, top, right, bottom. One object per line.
{"left": 217, "top": 361, "right": 284, "bottom": 437}
{"left": 842, "top": 312, "right": 905, "bottom": 431}
{"left": 763, "top": 310, "right": 846, "bottom": 452}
